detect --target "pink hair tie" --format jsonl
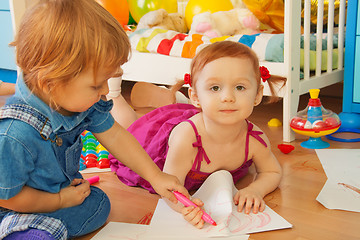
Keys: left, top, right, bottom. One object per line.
{"left": 184, "top": 73, "right": 191, "bottom": 86}
{"left": 259, "top": 66, "right": 271, "bottom": 82}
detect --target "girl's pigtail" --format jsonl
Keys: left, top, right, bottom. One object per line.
{"left": 170, "top": 73, "right": 191, "bottom": 99}
{"left": 260, "top": 66, "right": 286, "bottom": 104}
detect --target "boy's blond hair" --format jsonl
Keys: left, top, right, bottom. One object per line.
{"left": 11, "top": 0, "right": 130, "bottom": 104}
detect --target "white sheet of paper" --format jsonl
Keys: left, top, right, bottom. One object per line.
{"left": 91, "top": 222, "right": 249, "bottom": 240}
{"left": 315, "top": 149, "right": 360, "bottom": 212}
{"left": 145, "top": 170, "right": 292, "bottom": 238}
{"left": 91, "top": 222, "right": 148, "bottom": 240}
{"left": 315, "top": 149, "right": 360, "bottom": 179}
{"left": 316, "top": 179, "right": 360, "bottom": 212}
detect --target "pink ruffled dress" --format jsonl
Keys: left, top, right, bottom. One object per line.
{"left": 109, "top": 103, "right": 267, "bottom": 193}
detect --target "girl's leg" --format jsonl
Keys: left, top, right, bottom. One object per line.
{"left": 107, "top": 77, "right": 137, "bottom": 129}
{"left": 130, "top": 82, "right": 189, "bottom": 109}
{"left": 0, "top": 81, "right": 15, "bottom": 96}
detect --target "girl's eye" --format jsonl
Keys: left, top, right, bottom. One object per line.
{"left": 210, "top": 86, "right": 220, "bottom": 92}
{"left": 236, "top": 85, "right": 245, "bottom": 91}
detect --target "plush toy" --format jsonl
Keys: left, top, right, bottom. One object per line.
{"left": 136, "top": 9, "right": 188, "bottom": 33}
{"left": 242, "top": 0, "right": 284, "bottom": 33}
{"left": 189, "top": 8, "right": 260, "bottom": 38}
{"left": 231, "top": 0, "right": 247, "bottom": 9}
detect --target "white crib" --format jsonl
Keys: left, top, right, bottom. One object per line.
{"left": 122, "top": 0, "right": 346, "bottom": 142}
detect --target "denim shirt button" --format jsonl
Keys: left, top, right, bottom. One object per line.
{"left": 56, "top": 137, "right": 63, "bottom": 146}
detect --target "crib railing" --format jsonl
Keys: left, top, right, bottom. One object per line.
{"left": 283, "top": 0, "right": 346, "bottom": 142}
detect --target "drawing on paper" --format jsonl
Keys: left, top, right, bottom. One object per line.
{"left": 338, "top": 183, "right": 360, "bottom": 195}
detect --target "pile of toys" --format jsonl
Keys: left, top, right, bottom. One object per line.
{"left": 80, "top": 131, "right": 110, "bottom": 170}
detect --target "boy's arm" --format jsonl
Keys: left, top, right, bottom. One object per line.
{"left": 0, "top": 179, "right": 90, "bottom": 213}
{"left": 93, "top": 122, "right": 189, "bottom": 202}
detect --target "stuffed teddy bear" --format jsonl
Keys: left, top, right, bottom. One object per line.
{"left": 189, "top": 8, "right": 260, "bottom": 38}
{"left": 136, "top": 9, "right": 188, "bottom": 33}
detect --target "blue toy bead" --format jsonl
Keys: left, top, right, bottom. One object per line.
{"left": 84, "top": 149, "right": 97, "bottom": 156}
{"left": 79, "top": 162, "right": 87, "bottom": 170}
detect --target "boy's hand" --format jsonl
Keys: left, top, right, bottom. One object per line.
{"left": 233, "top": 187, "right": 265, "bottom": 214}
{"left": 150, "top": 172, "right": 189, "bottom": 204}
{"left": 181, "top": 198, "right": 205, "bottom": 229}
{"left": 58, "top": 178, "right": 90, "bottom": 209}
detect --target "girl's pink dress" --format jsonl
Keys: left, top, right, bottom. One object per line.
{"left": 109, "top": 103, "right": 267, "bottom": 193}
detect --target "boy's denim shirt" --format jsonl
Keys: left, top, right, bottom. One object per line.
{"left": 0, "top": 75, "right": 115, "bottom": 200}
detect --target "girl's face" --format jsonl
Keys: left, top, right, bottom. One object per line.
{"left": 189, "top": 57, "right": 263, "bottom": 125}
{"left": 50, "top": 67, "right": 117, "bottom": 116}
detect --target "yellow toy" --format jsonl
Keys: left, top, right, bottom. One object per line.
{"left": 128, "top": 0, "right": 177, "bottom": 23}
{"left": 185, "top": 0, "right": 234, "bottom": 29}
{"left": 242, "top": 0, "right": 284, "bottom": 33}
{"left": 268, "top": 118, "right": 282, "bottom": 127}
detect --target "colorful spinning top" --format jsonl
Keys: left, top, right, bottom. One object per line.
{"left": 290, "top": 89, "right": 341, "bottom": 149}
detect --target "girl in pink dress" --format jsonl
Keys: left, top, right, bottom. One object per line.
{"left": 109, "top": 41, "right": 286, "bottom": 228}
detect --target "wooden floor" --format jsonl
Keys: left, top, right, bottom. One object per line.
{"left": 1, "top": 82, "right": 359, "bottom": 240}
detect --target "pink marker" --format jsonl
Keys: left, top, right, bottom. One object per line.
{"left": 86, "top": 175, "right": 100, "bottom": 185}
{"left": 173, "top": 191, "right": 217, "bottom": 226}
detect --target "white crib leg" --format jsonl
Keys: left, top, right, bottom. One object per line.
{"left": 283, "top": 90, "right": 298, "bottom": 142}
{"left": 283, "top": 0, "right": 301, "bottom": 142}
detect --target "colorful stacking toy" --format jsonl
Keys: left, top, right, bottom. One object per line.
{"left": 80, "top": 131, "right": 110, "bottom": 170}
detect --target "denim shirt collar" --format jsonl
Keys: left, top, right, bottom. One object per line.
{"left": 15, "top": 74, "right": 90, "bottom": 133}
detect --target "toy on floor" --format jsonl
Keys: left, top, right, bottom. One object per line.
{"left": 268, "top": 118, "right": 282, "bottom": 127}
{"left": 277, "top": 144, "right": 294, "bottom": 154}
{"left": 86, "top": 175, "right": 100, "bottom": 185}
{"left": 80, "top": 131, "right": 110, "bottom": 170}
{"left": 290, "top": 89, "right": 341, "bottom": 149}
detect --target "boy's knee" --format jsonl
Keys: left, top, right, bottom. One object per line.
{"left": 90, "top": 186, "right": 111, "bottom": 221}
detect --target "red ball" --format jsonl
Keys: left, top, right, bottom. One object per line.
{"left": 290, "top": 117, "right": 306, "bottom": 129}
{"left": 97, "top": 159, "right": 110, "bottom": 169}
{"left": 325, "top": 117, "right": 339, "bottom": 128}
{"left": 85, "top": 154, "right": 97, "bottom": 161}
{"left": 312, "top": 120, "right": 327, "bottom": 130}
{"left": 85, "top": 158, "right": 98, "bottom": 168}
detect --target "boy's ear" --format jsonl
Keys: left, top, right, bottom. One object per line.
{"left": 188, "top": 87, "right": 201, "bottom": 108}
{"left": 39, "top": 81, "right": 50, "bottom": 95}
{"left": 254, "top": 84, "right": 264, "bottom": 106}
